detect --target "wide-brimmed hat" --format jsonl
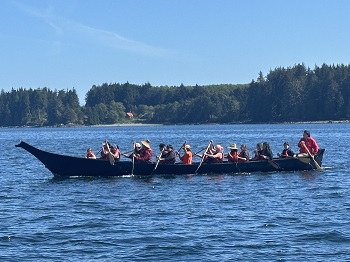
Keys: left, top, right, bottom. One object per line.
{"left": 141, "top": 140, "right": 151, "bottom": 149}
{"left": 184, "top": 144, "right": 191, "bottom": 149}
{"left": 228, "top": 143, "right": 238, "bottom": 150}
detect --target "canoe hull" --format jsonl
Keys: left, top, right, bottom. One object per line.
{"left": 15, "top": 141, "right": 325, "bottom": 178}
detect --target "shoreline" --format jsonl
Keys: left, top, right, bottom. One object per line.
{"left": 1, "top": 120, "right": 349, "bottom": 129}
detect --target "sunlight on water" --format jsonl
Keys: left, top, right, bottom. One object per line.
{"left": 1, "top": 123, "right": 350, "bottom": 261}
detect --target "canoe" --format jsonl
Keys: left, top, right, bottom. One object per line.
{"left": 15, "top": 141, "right": 325, "bottom": 178}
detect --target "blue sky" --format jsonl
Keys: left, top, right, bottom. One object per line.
{"left": 1, "top": 0, "right": 350, "bottom": 104}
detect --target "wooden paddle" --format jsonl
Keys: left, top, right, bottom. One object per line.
{"left": 176, "top": 140, "right": 186, "bottom": 160}
{"left": 152, "top": 147, "right": 164, "bottom": 174}
{"left": 131, "top": 142, "right": 135, "bottom": 175}
{"left": 105, "top": 141, "right": 115, "bottom": 165}
{"left": 195, "top": 140, "right": 213, "bottom": 173}
{"left": 302, "top": 143, "right": 321, "bottom": 170}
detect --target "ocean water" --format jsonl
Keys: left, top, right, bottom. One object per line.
{"left": 1, "top": 123, "right": 349, "bottom": 261}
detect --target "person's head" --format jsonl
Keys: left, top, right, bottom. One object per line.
{"left": 263, "top": 142, "right": 270, "bottom": 150}
{"left": 141, "top": 139, "right": 151, "bottom": 149}
{"left": 256, "top": 143, "right": 263, "bottom": 150}
{"left": 135, "top": 143, "right": 141, "bottom": 149}
{"left": 228, "top": 143, "right": 238, "bottom": 151}
{"left": 159, "top": 143, "right": 166, "bottom": 151}
{"left": 215, "top": 145, "right": 223, "bottom": 153}
{"left": 303, "top": 130, "right": 310, "bottom": 138}
{"left": 283, "top": 142, "right": 289, "bottom": 149}
{"left": 240, "top": 144, "right": 247, "bottom": 151}
{"left": 166, "top": 144, "right": 173, "bottom": 151}
{"left": 87, "top": 148, "right": 93, "bottom": 153}
{"left": 184, "top": 144, "right": 191, "bottom": 151}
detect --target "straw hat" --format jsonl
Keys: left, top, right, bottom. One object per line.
{"left": 228, "top": 143, "right": 238, "bottom": 150}
{"left": 141, "top": 140, "right": 151, "bottom": 149}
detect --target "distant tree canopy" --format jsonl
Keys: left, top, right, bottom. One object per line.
{"left": 1, "top": 63, "right": 350, "bottom": 127}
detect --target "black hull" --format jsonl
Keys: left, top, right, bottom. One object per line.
{"left": 16, "top": 141, "right": 325, "bottom": 178}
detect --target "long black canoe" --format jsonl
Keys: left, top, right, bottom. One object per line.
{"left": 15, "top": 141, "right": 325, "bottom": 178}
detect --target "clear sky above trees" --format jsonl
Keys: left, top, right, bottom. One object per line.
{"left": 1, "top": 0, "right": 350, "bottom": 103}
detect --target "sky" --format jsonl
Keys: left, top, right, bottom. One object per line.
{"left": 1, "top": 0, "right": 350, "bottom": 104}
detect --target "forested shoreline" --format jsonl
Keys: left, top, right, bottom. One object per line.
{"left": 1, "top": 63, "right": 350, "bottom": 127}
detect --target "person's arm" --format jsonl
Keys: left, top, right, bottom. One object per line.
{"left": 311, "top": 138, "right": 319, "bottom": 155}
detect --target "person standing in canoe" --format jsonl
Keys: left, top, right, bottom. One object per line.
{"left": 178, "top": 144, "right": 193, "bottom": 164}
{"left": 298, "top": 130, "right": 319, "bottom": 156}
{"left": 134, "top": 140, "right": 153, "bottom": 163}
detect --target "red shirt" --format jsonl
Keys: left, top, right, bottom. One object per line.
{"left": 180, "top": 151, "right": 193, "bottom": 164}
{"left": 134, "top": 148, "right": 153, "bottom": 163}
{"left": 298, "top": 137, "right": 319, "bottom": 155}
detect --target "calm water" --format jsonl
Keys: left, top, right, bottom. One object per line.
{"left": 1, "top": 123, "right": 350, "bottom": 261}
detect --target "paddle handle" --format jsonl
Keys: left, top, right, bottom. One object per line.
{"left": 302, "top": 143, "right": 321, "bottom": 170}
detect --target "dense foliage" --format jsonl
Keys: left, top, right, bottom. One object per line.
{"left": 0, "top": 88, "right": 83, "bottom": 126}
{"left": 1, "top": 63, "right": 350, "bottom": 127}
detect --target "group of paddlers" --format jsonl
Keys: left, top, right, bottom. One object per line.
{"left": 85, "top": 130, "right": 319, "bottom": 165}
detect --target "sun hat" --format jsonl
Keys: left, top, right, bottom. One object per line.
{"left": 141, "top": 140, "right": 151, "bottom": 149}
{"left": 228, "top": 143, "right": 238, "bottom": 150}
{"left": 184, "top": 144, "right": 191, "bottom": 149}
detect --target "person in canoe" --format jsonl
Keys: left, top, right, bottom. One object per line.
{"left": 226, "top": 143, "right": 239, "bottom": 162}
{"left": 226, "top": 143, "right": 249, "bottom": 163}
{"left": 297, "top": 130, "right": 319, "bottom": 156}
{"left": 251, "top": 143, "right": 264, "bottom": 160}
{"left": 204, "top": 144, "right": 224, "bottom": 163}
{"left": 133, "top": 139, "right": 153, "bottom": 163}
{"left": 178, "top": 144, "right": 193, "bottom": 164}
{"left": 157, "top": 143, "right": 168, "bottom": 164}
{"left": 85, "top": 148, "right": 97, "bottom": 159}
{"left": 100, "top": 142, "right": 111, "bottom": 160}
{"left": 122, "top": 142, "right": 142, "bottom": 158}
{"left": 109, "top": 144, "right": 121, "bottom": 162}
{"left": 238, "top": 144, "right": 249, "bottom": 162}
{"left": 277, "top": 142, "right": 295, "bottom": 158}
{"left": 260, "top": 142, "right": 273, "bottom": 160}
{"left": 159, "top": 144, "right": 176, "bottom": 164}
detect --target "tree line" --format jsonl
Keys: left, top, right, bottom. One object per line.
{"left": 1, "top": 63, "right": 350, "bottom": 127}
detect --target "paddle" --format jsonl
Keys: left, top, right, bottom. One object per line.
{"left": 105, "top": 141, "right": 115, "bottom": 165}
{"left": 194, "top": 140, "right": 213, "bottom": 173}
{"left": 267, "top": 158, "right": 281, "bottom": 170}
{"left": 131, "top": 142, "right": 135, "bottom": 175}
{"left": 176, "top": 140, "right": 186, "bottom": 160}
{"left": 152, "top": 147, "right": 164, "bottom": 174}
{"left": 302, "top": 143, "right": 321, "bottom": 170}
